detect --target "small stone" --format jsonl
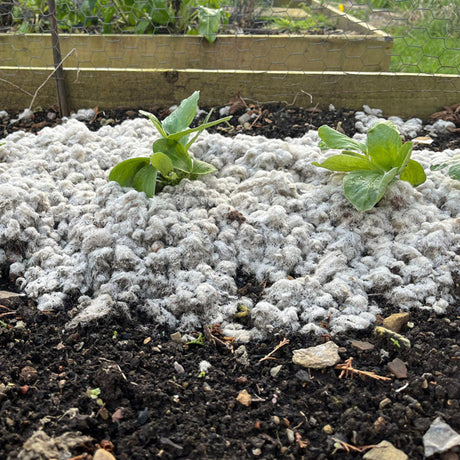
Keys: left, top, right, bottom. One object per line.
{"left": 387, "top": 358, "right": 408, "bottom": 379}
{"left": 236, "top": 389, "right": 252, "bottom": 406}
{"left": 383, "top": 313, "right": 410, "bottom": 332}
{"left": 292, "top": 341, "right": 340, "bottom": 369}
{"left": 173, "top": 361, "right": 185, "bottom": 374}
{"left": 350, "top": 340, "right": 375, "bottom": 351}
{"left": 270, "top": 365, "right": 282, "bottom": 378}
{"left": 323, "top": 424, "right": 334, "bottom": 434}
{"left": 170, "top": 332, "right": 182, "bottom": 343}
{"left": 93, "top": 448, "right": 116, "bottom": 460}
{"left": 203, "top": 383, "right": 212, "bottom": 392}
{"left": 286, "top": 428, "right": 295, "bottom": 443}
{"left": 20, "top": 366, "right": 38, "bottom": 384}
{"left": 252, "top": 448, "right": 262, "bottom": 456}
{"left": 363, "top": 440, "right": 408, "bottom": 460}
{"left": 379, "top": 397, "right": 392, "bottom": 409}
{"left": 272, "top": 415, "right": 280, "bottom": 425}
{"left": 423, "top": 417, "right": 460, "bottom": 457}
{"left": 235, "top": 345, "right": 250, "bottom": 366}
{"left": 238, "top": 112, "right": 251, "bottom": 125}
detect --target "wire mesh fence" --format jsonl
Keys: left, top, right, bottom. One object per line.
{"left": 0, "top": 0, "right": 459, "bottom": 114}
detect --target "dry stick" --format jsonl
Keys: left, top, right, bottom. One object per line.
{"left": 332, "top": 438, "right": 381, "bottom": 453}
{"left": 27, "top": 47, "right": 76, "bottom": 112}
{"left": 0, "top": 79, "right": 33, "bottom": 97}
{"left": 259, "top": 338, "right": 290, "bottom": 363}
{"left": 335, "top": 357, "right": 391, "bottom": 381}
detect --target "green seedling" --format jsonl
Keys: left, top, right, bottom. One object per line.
{"left": 86, "top": 387, "right": 101, "bottom": 399}
{"left": 109, "top": 91, "right": 231, "bottom": 197}
{"left": 390, "top": 337, "right": 401, "bottom": 348}
{"left": 86, "top": 387, "right": 104, "bottom": 406}
{"left": 313, "top": 121, "right": 426, "bottom": 211}
{"left": 112, "top": 331, "right": 118, "bottom": 339}
{"left": 187, "top": 333, "right": 205, "bottom": 346}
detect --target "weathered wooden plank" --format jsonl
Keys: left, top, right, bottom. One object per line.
{"left": 0, "top": 33, "right": 392, "bottom": 72}
{"left": 0, "top": 68, "right": 458, "bottom": 119}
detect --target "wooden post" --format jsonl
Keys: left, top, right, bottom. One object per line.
{"left": 47, "top": 0, "right": 70, "bottom": 116}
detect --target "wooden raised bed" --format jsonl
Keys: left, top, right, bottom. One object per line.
{"left": 0, "top": 1, "right": 458, "bottom": 117}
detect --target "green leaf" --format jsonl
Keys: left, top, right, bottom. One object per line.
{"left": 448, "top": 164, "right": 460, "bottom": 181}
{"left": 135, "top": 19, "right": 151, "bottom": 34}
{"left": 152, "top": 138, "right": 192, "bottom": 173}
{"left": 197, "top": 6, "right": 222, "bottom": 43}
{"left": 139, "top": 110, "right": 168, "bottom": 138}
{"left": 400, "top": 159, "right": 426, "bottom": 186}
{"left": 366, "top": 121, "right": 403, "bottom": 171}
{"left": 150, "top": 151, "right": 174, "bottom": 177}
{"left": 133, "top": 164, "right": 158, "bottom": 197}
{"left": 190, "top": 158, "right": 217, "bottom": 176}
{"left": 168, "top": 116, "right": 232, "bottom": 143}
{"left": 149, "top": 0, "right": 171, "bottom": 25}
{"left": 396, "top": 141, "right": 413, "bottom": 174}
{"left": 109, "top": 157, "right": 150, "bottom": 187}
{"left": 343, "top": 168, "right": 398, "bottom": 212}
{"left": 312, "top": 154, "right": 375, "bottom": 172}
{"left": 162, "top": 91, "right": 200, "bottom": 136}
{"left": 318, "top": 125, "right": 367, "bottom": 154}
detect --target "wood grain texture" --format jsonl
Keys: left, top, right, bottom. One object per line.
{"left": 1, "top": 68, "right": 458, "bottom": 119}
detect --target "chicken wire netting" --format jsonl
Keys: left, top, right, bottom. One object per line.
{"left": 0, "top": 0, "right": 459, "bottom": 110}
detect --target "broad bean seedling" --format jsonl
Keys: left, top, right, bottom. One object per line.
{"left": 313, "top": 120, "right": 427, "bottom": 211}
{"left": 109, "top": 91, "right": 231, "bottom": 197}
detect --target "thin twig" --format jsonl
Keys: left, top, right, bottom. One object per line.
{"left": 28, "top": 47, "right": 77, "bottom": 110}
{"left": 0, "top": 79, "right": 33, "bottom": 97}
{"left": 259, "top": 338, "right": 290, "bottom": 363}
{"left": 0, "top": 311, "right": 16, "bottom": 318}
{"left": 335, "top": 357, "right": 391, "bottom": 381}
{"left": 332, "top": 437, "right": 381, "bottom": 453}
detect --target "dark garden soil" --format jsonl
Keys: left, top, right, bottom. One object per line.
{"left": 0, "top": 101, "right": 459, "bottom": 459}
{"left": 1, "top": 99, "right": 459, "bottom": 151}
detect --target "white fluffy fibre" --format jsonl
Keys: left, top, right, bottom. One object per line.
{"left": 0, "top": 115, "right": 458, "bottom": 340}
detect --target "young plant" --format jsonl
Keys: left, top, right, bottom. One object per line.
{"left": 313, "top": 120, "right": 426, "bottom": 211}
{"left": 109, "top": 91, "right": 231, "bottom": 197}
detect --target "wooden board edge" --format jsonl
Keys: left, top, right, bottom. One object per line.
{"left": 0, "top": 68, "right": 459, "bottom": 119}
